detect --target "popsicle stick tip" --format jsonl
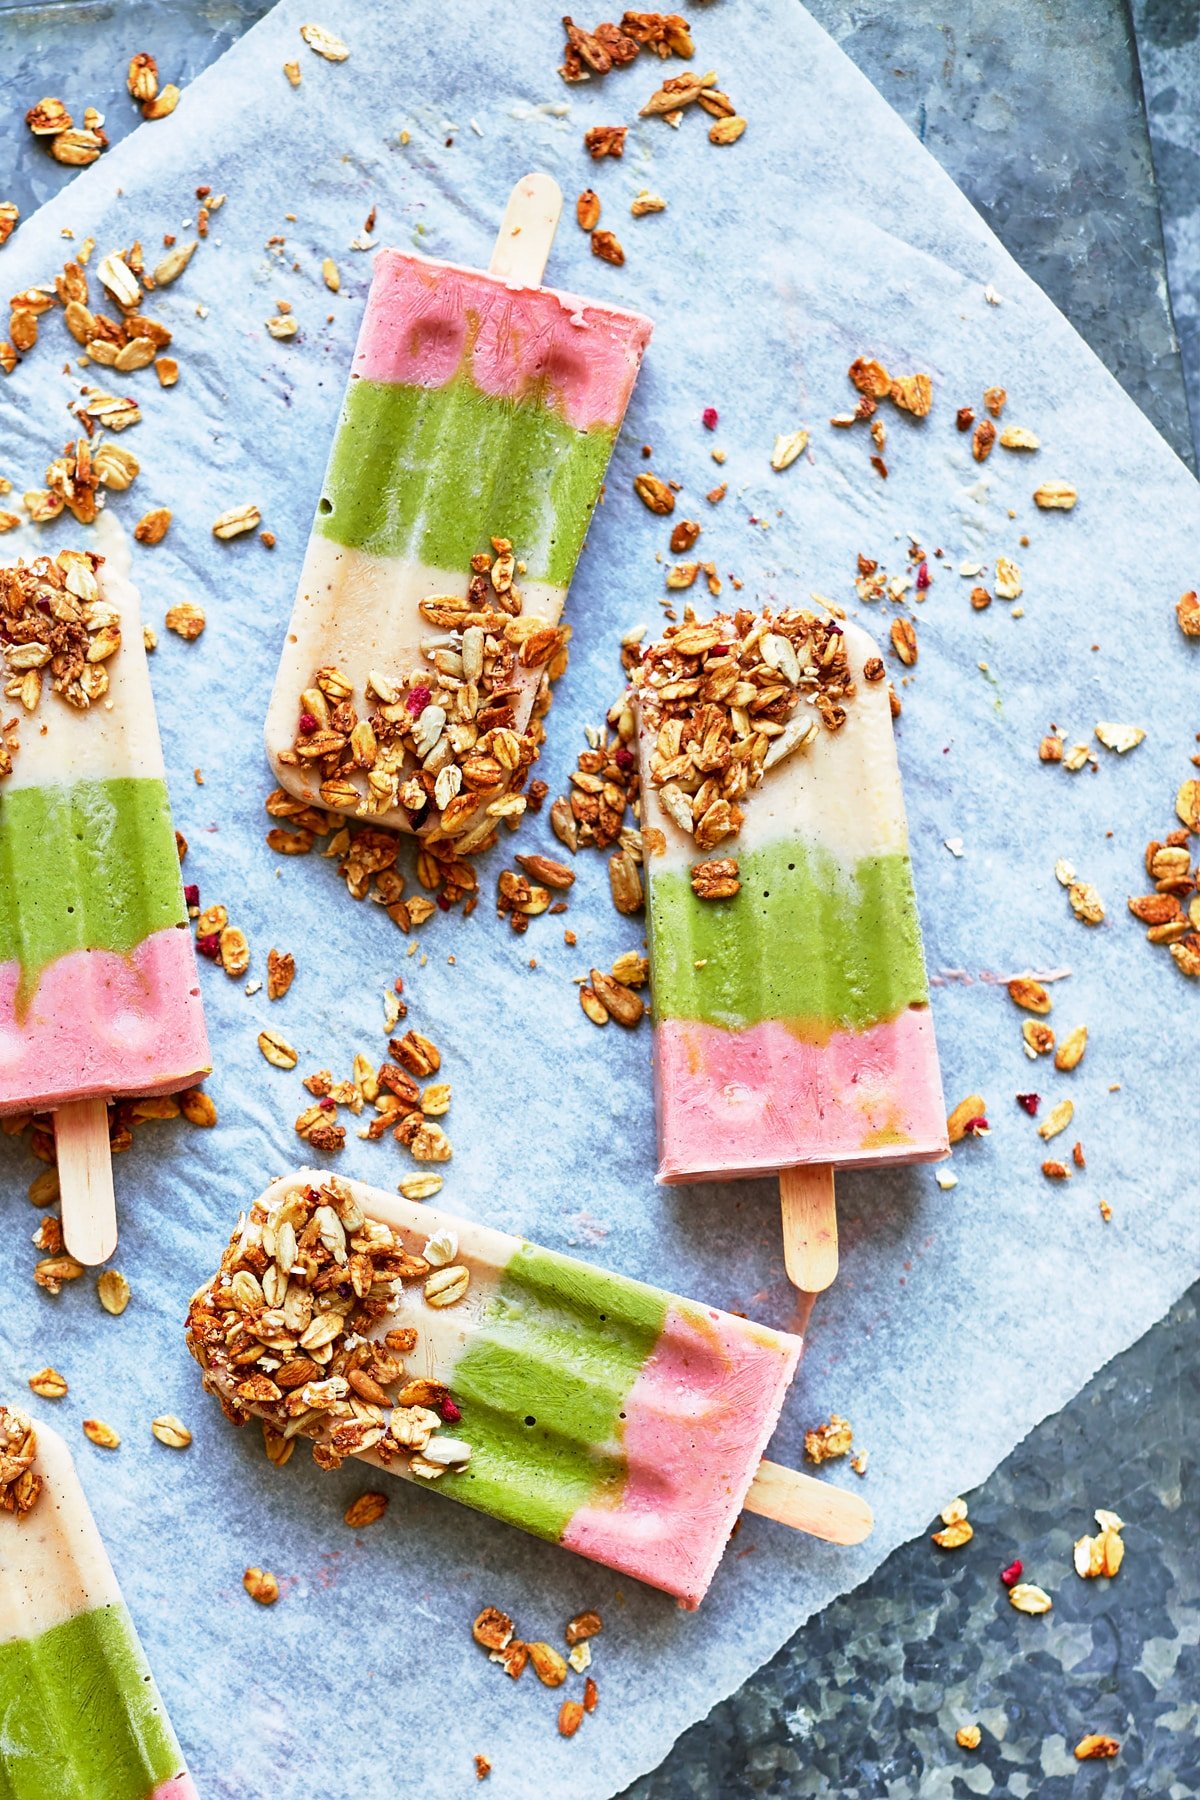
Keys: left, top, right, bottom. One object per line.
{"left": 780, "top": 1162, "right": 838, "bottom": 1293}
{"left": 744, "top": 1461, "right": 873, "bottom": 1545}
{"left": 489, "top": 173, "right": 564, "bottom": 286}
{"left": 56, "top": 1097, "right": 118, "bottom": 1267}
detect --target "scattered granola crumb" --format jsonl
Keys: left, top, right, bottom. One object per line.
{"left": 150, "top": 1414, "right": 191, "bottom": 1449}
{"left": 1007, "top": 977, "right": 1051, "bottom": 1014}
{"left": 266, "top": 947, "right": 295, "bottom": 1000}
{"left": 932, "top": 1496, "right": 973, "bottom": 1549}
{"left": 804, "top": 1414, "right": 852, "bottom": 1464}
{"left": 770, "top": 428, "right": 808, "bottom": 471}
{"left": 1073, "top": 1509, "right": 1125, "bottom": 1579}
{"left": 213, "top": 503, "right": 262, "bottom": 540}
{"left": 243, "top": 1567, "right": 280, "bottom": 1604}
{"left": 583, "top": 124, "right": 627, "bottom": 159}
{"left": 1008, "top": 1582, "right": 1052, "bottom": 1614}
{"left": 558, "top": 1700, "right": 584, "bottom": 1738}
{"left": 299, "top": 22, "right": 349, "bottom": 60}
{"left": 1075, "top": 1736, "right": 1120, "bottom": 1761}
{"left": 343, "top": 1491, "right": 388, "bottom": 1528}
{"left": 956, "top": 1725, "right": 982, "bottom": 1751}
{"left": 164, "top": 600, "right": 204, "bottom": 640}
{"left": 96, "top": 1269, "right": 130, "bottom": 1315}
{"left": 473, "top": 1755, "right": 491, "bottom": 1781}
{"left": 527, "top": 1641, "right": 568, "bottom": 1687}
{"left": 28, "top": 1367, "right": 68, "bottom": 1400}
{"left": 947, "top": 1095, "right": 988, "bottom": 1143}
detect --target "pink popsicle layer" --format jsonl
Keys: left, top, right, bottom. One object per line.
{"left": 0, "top": 928, "right": 209, "bottom": 1112}
{"left": 153, "top": 1780, "right": 201, "bottom": 1800}
{"left": 654, "top": 1009, "right": 949, "bottom": 1183}
{"left": 560, "top": 1303, "right": 801, "bottom": 1609}
{"left": 352, "top": 250, "right": 654, "bottom": 433}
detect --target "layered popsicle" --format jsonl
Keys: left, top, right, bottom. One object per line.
{"left": 634, "top": 606, "right": 947, "bottom": 1191}
{"left": 0, "top": 1405, "right": 197, "bottom": 1799}
{"left": 0, "top": 524, "right": 210, "bottom": 1259}
{"left": 187, "top": 1170, "right": 868, "bottom": 1608}
{"left": 264, "top": 176, "right": 653, "bottom": 858}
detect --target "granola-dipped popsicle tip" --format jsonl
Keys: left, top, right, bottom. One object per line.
{"left": 0, "top": 1406, "right": 198, "bottom": 1799}
{"left": 633, "top": 606, "right": 948, "bottom": 1285}
{"left": 187, "top": 1170, "right": 870, "bottom": 1608}
{"left": 264, "top": 173, "right": 653, "bottom": 877}
{"left": 0, "top": 523, "right": 210, "bottom": 1263}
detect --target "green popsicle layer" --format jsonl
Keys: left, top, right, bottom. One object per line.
{"left": 315, "top": 375, "right": 617, "bottom": 589}
{"left": 440, "top": 1243, "right": 668, "bottom": 1540}
{"left": 0, "top": 777, "right": 187, "bottom": 1009}
{"left": 0, "top": 1603, "right": 186, "bottom": 1800}
{"left": 647, "top": 838, "right": 929, "bottom": 1035}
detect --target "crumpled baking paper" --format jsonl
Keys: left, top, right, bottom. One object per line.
{"left": 0, "top": 3, "right": 1197, "bottom": 1796}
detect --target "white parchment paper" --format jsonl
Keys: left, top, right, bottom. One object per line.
{"left": 0, "top": 3, "right": 1197, "bottom": 1796}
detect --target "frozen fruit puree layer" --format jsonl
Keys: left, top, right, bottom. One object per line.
{"left": 0, "top": 1410, "right": 197, "bottom": 1800}
{"left": 323, "top": 252, "right": 650, "bottom": 583}
{"left": 265, "top": 250, "right": 652, "bottom": 831}
{"left": 0, "top": 536, "right": 209, "bottom": 1113}
{"left": 636, "top": 608, "right": 947, "bottom": 1182}
{"left": 188, "top": 1171, "right": 802, "bottom": 1609}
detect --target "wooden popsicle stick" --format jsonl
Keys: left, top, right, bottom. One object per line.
{"left": 744, "top": 1460, "right": 873, "bottom": 1545}
{"left": 488, "top": 171, "right": 563, "bottom": 286}
{"left": 780, "top": 1162, "right": 838, "bottom": 1293}
{"left": 56, "top": 1098, "right": 117, "bottom": 1266}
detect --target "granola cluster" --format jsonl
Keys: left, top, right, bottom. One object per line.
{"left": 3, "top": 233, "right": 198, "bottom": 394}
{"left": 276, "top": 540, "right": 569, "bottom": 863}
{"left": 635, "top": 606, "right": 863, "bottom": 852}
{"left": 560, "top": 12, "right": 693, "bottom": 82}
{"left": 1129, "top": 798, "right": 1200, "bottom": 978}
{"left": 296, "top": 1026, "right": 451, "bottom": 1164}
{"left": 828, "top": 355, "right": 933, "bottom": 481}
{"left": 0, "top": 549, "right": 119, "bottom": 777}
{"left": 0, "top": 1407, "right": 41, "bottom": 1517}
{"left": 265, "top": 786, "right": 453, "bottom": 926}
{"left": 559, "top": 16, "right": 743, "bottom": 265}
{"left": 472, "top": 1605, "right": 601, "bottom": 1738}
{"left": 186, "top": 1177, "right": 472, "bottom": 1480}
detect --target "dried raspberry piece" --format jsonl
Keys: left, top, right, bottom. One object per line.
{"left": 702, "top": 406, "right": 718, "bottom": 430}
{"left": 183, "top": 883, "right": 200, "bottom": 907}
{"left": 195, "top": 932, "right": 221, "bottom": 960}
{"left": 297, "top": 712, "right": 318, "bottom": 734}
{"left": 1016, "top": 1093, "right": 1040, "bottom": 1116}
{"left": 915, "top": 560, "right": 931, "bottom": 591}
{"left": 1000, "top": 1560, "right": 1023, "bottom": 1587}
{"left": 405, "top": 685, "right": 431, "bottom": 716}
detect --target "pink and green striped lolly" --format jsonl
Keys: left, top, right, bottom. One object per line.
{"left": 187, "top": 1171, "right": 851, "bottom": 1610}
{"left": 0, "top": 1410, "right": 197, "bottom": 1800}
{"left": 264, "top": 185, "right": 653, "bottom": 834}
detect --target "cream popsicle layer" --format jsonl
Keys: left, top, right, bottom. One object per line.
{"left": 0, "top": 1408, "right": 197, "bottom": 1800}
{"left": 635, "top": 609, "right": 948, "bottom": 1183}
{"left": 264, "top": 249, "right": 652, "bottom": 839}
{"left": 0, "top": 529, "right": 209, "bottom": 1113}
{"left": 187, "top": 1169, "right": 802, "bottom": 1609}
